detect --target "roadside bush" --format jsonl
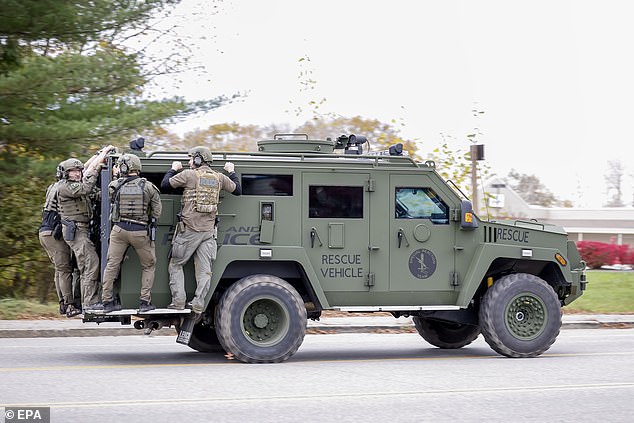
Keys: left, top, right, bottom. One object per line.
{"left": 576, "top": 241, "right": 632, "bottom": 268}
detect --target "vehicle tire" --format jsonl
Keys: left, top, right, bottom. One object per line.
{"left": 479, "top": 273, "right": 561, "bottom": 358}
{"left": 187, "top": 322, "right": 225, "bottom": 353}
{"left": 412, "top": 317, "right": 480, "bottom": 349}
{"left": 215, "top": 274, "right": 307, "bottom": 363}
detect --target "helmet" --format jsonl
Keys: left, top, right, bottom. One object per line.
{"left": 59, "top": 158, "right": 84, "bottom": 179}
{"left": 55, "top": 161, "right": 65, "bottom": 180}
{"left": 188, "top": 146, "right": 213, "bottom": 167}
{"left": 117, "top": 153, "right": 142, "bottom": 175}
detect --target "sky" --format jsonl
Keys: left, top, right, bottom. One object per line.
{"left": 147, "top": 0, "right": 634, "bottom": 209}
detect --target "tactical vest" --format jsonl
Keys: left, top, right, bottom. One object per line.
{"left": 183, "top": 169, "right": 220, "bottom": 213}
{"left": 58, "top": 182, "right": 90, "bottom": 222}
{"left": 112, "top": 177, "right": 148, "bottom": 224}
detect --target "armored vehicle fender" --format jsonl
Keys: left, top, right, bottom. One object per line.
{"left": 206, "top": 245, "right": 331, "bottom": 310}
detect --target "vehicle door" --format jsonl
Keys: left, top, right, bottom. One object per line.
{"left": 302, "top": 173, "right": 371, "bottom": 295}
{"left": 389, "top": 174, "right": 456, "bottom": 299}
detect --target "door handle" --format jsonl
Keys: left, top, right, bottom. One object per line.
{"left": 310, "top": 227, "right": 323, "bottom": 248}
{"left": 397, "top": 228, "right": 410, "bottom": 248}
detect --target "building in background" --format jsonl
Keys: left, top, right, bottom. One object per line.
{"left": 483, "top": 177, "right": 634, "bottom": 245}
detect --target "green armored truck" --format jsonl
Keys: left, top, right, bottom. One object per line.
{"left": 84, "top": 134, "right": 586, "bottom": 363}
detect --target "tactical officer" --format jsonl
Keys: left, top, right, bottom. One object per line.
{"left": 38, "top": 163, "right": 81, "bottom": 317}
{"left": 161, "top": 146, "right": 242, "bottom": 314}
{"left": 93, "top": 154, "right": 162, "bottom": 313}
{"left": 57, "top": 147, "right": 113, "bottom": 311}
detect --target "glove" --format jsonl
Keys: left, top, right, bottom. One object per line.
{"left": 224, "top": 162, "right": 235, "bottom": 173}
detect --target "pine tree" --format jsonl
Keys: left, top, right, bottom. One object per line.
{"left": 0, "top": 0, "right": 226, "bottom": 298}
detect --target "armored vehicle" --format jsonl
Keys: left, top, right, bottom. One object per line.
{"left": 84, "top": 134, "right": 586, "bottom": 363}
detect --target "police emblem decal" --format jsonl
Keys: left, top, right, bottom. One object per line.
{"left": 408, "top": 248, "right": 437, "bottom": 279}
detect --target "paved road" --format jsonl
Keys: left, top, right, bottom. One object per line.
{"left": 1, "top": 329, "right": 633, "bottom": 423}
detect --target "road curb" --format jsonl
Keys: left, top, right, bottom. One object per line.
{"left": 0, "top": 327, "right": 177, "bottom": 338}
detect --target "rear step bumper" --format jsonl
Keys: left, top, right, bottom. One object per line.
{"left": 83, "top": 308, "right": 191, "bottom": 324}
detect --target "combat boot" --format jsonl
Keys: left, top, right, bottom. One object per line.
{"left": 66, "top": 304, "right": 82, "bottom": 317}
{"left": 103, "top": 300, "right": 122, "bottom": 313}
{"left": 84, "top": 303, "right": 104, "bottom": 312}
{"left": 186, "top": 302, "right": 203, "bottom": 314}
{"left": 139, "top": 301, "right": 156, "bottom": 313}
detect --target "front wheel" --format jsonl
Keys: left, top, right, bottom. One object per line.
{"left": 215, "top": 274, "right": 307, "bottom": 363}
{"left": 479, "top": 273, "right": 561, "bottom": 358}
{"left": 413, "top": 317, "right": 480, "bottom": 349}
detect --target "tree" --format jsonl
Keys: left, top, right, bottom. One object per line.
{"left": 0, "top": 0, "right": 227, "bottom": 157}
{"left": 427, "top": 133, "right": 484, "bottom": 206}
{"left": 604, "top": 160, "right": 625, "bottom": 207}
{"left": 507, "top": 169, "right": 560, "bottom": 207}
{"left": 180, "top": 123, "right": 292, "bottom": 152}
{"left": 0, "top": 0, "right": 228, "bottom": 299}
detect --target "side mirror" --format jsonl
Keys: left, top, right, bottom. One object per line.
{"left": 460, "top": 200, "right": 478, "bottom": 229}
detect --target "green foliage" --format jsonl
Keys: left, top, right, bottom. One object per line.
{"left": 565, "top": 271, "right": 634, "bottom": 313}
{"left": 0, "top": 0, "right": 228, "bottom": 299}
{"left": 1, "top": 0, "right": 227, "bottom": 155}
{"left": 0, "top": 155, "right": 66, "bottom": 300}
{"left": 429, "top": 139, "right": 472, "bottom": 192}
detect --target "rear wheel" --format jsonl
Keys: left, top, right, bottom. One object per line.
{"left": 215, "top": 274, "right": 307, "bottom": 363}
{"left": 413, "top": 317, "right": 480, "bottom": 349}
{"left": 479, "top": 273, "right": 561, "bottom": 358}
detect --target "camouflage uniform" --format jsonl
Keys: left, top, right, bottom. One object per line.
{"left": 57, "top": 163, "right": 101, "bottom": 308}
{"left": 38, "top": 181, "right": 75, "bottom": 313}
{"left": 101, "top": 172, "right": 162, "bottom": 307}
{"left": 161, "top": 150, "right": 241, "bottom": 313}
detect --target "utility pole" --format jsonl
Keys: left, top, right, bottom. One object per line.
{"left": 470, "top": 144, "right": 485, "bottom": 212}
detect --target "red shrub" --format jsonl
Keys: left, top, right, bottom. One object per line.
{"left": 575, "top": 241, "right": 625, "bottom": 268}
{"left": 623, "top": 245, "right": 634, "bottom": 265}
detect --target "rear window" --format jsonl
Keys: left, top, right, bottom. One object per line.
{"left": 242, "top": 174, "right": 293, "bottom": 196}
{"left": 309, "top": 185, "right": 363, "bottom": 218}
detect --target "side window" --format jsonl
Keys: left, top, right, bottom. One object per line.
{"left": 395, "top": 187, "right": 449, "bottom": 224}
{"left": 309, "top": 186, "right": 363, "bottom": 218}
{"left": 242, "top": 174, "right": 293, "bottom": 196}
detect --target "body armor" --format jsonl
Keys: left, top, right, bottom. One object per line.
{"left": 112, "top": 177, "right": 148, "bottom": 224}
{"left": 58, "top": 183, "right": 91, "bottom": 222}
{"left": 183, "top": 170, "right": 220, "bottom": 213}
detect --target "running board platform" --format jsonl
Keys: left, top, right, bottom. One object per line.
{"left": 334, "top": 305, "right": 461, "bottom": 312}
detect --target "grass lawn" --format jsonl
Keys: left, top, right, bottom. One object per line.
{"left": 564, "top": 270, "right": 634, "bottom": 314}
{"left": 0, "top": 298, "right": 61, "bottom": 320}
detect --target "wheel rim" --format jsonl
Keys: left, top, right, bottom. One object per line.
{"left": 241, "top": 296, "right": 289, "bottom": 346}
{"left": 504, "top": 293, "right": 548, "bottom": 340}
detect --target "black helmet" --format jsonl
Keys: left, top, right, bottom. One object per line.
{"left": 55, "top": 161, "right": 65, "bottom": 180}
